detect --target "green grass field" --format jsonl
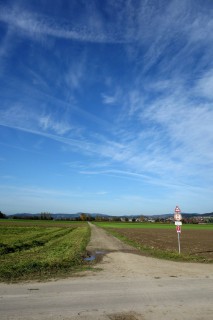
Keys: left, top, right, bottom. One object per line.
{"left": 0, "top": 220, "right": 90, "bottom": 282}
{"left": 94, "top": 221, "right": 213, "bottom": 230}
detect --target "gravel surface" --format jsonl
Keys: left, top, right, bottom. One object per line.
{"left": 0, "top": 222, "right": 212, "bottom": 320}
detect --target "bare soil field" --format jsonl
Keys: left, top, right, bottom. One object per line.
{"left": 110, "top": 228, "right": 213, "bottom": 262}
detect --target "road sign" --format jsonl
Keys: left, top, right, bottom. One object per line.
{"left": 176, "top": 225, "right": 181, "bottom": 233}
{"left": 174, "top": 206, "right": 182, "bottom": 221}
{"left": 175, "top": 208, "right": 181, "bottom": 212}
{"left": 174, "top": 206, "right": 182, "bottom": 254}
{"left": 175, "top": 206, "right": 181, "bottom": 213}
{"left": 174, "top": 213, "right": 182, "bottom": 221}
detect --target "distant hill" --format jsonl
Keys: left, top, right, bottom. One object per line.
{"left": 6, "top": 212, "right": 112, "bottom": 220}
{"left": 177, "top": 212, "right": 213, "bottom": 218}
{"left": 6, "top": 211, "right": 213, "bottom": 219}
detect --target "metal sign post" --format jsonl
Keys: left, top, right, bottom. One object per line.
{"left": 176, "top": 225, "right": 181, "bottom": 254}
{"left": 178, "top": 232, "right": 181, "bottom": 254}
{"left": 174, "top": 206, "right": 182, "bottom": 254}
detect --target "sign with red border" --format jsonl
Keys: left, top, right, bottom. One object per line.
{"left": 175, "top": 206, "right": 181, "bottom": 213}
{"left": 174, "top": 206, "right": 182, "bottom": 221}
{"left": 176, "top": 225, "right": 181, "bottom": 233}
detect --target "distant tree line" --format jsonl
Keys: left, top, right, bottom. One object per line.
{"left": 0, "top": 211, "right": 7, "bottom": 219}
{"left": 7, "top": 212, "right": 53, "bottom": 220}
{"left": 40, "top": 212, "right": 53, "bottom": 220}
{"left": 1, "top": 210, "right": 213, "bottom": 223}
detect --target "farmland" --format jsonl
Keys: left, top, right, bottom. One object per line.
{"left": 1, "top": 219, "right": 212, "bottom": 283}
{"left": 94, "top": 222, "right": 213, "bottom": 263}
{"left": 0, "top": 220, "right": 90, "bottom": 282}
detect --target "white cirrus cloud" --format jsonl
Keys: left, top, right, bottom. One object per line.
{"left": 0, "top": 4, "right": 129, "bottom": 44}
{"left": 195, "top": 69, "right": 213, "bottom": 100}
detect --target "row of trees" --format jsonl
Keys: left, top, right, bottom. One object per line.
{"left": 79, "top": 214, "right": 127, "bottom": 222}
{"left": 0, "top": 211, "right": 7, "bottom": 219}
{"left": 0, "top": 212, "right": 53, "bottom": 220}
{"left": 1, "top": 210, "right": 213, "bottom": 223}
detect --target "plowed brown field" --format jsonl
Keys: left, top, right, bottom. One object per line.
{"left": 110, "top": 228, "right": 213, "bottom": 262}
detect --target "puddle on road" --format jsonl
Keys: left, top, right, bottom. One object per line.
{"left": 84, "top": 250, "right": 107, "bottom": 262}
{"left": 84, "top": 255, "right": 96, "bottom": 262}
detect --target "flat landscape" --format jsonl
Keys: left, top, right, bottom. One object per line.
{"left": 94, "top": 222, "right": 213, "bottom": 263}
{"left": 0, "top": 222, "right": 212, "bottom": 320}
{"left": 0, "top": 220, "right": 212, "bottom": 283}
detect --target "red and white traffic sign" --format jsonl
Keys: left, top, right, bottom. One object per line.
{"left": 176, "top": 225, "right": 181, "bottom": 233}
{"left": 174, "top": 206, "right": 182, "bottom": 221}
{"left": 175, "top": 206, "right": 181, "bottom": 213}
{"left": 174, "top": 206, "right": 182, "bottom": 254}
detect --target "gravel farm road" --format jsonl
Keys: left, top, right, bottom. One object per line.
{"left": 0, "top": 222, "right": 212, "bottom": 320}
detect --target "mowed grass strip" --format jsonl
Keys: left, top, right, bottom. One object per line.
{"left": 0, "top": 227, "right": 66, "bottom": 254}
{"left": 0, "top": 222, "right": 90, "bottom": 282}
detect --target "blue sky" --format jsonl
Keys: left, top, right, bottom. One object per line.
{"left": 0, "top": 0, "right": 213, "bottom": 215}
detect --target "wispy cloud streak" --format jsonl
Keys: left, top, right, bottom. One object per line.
{"left": 0, "top": 0, "right": 213, "bottom": 214}
{"left": 0, "top": 4, "right": 129, "bottom": 44}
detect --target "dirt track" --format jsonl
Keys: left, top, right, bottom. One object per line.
{"left": 86, "top": 223, "right": 213, "bottom": 279}
{"left": 0, "top": 223, "right": 212, "bottom": 320}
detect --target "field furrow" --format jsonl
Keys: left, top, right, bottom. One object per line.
{"left": 0, "top": 221, "right": 90, "bottom": 282}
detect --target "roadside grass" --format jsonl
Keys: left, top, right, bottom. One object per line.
{"left": 0, "top": 221, "right": 90, "bottom": 282}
